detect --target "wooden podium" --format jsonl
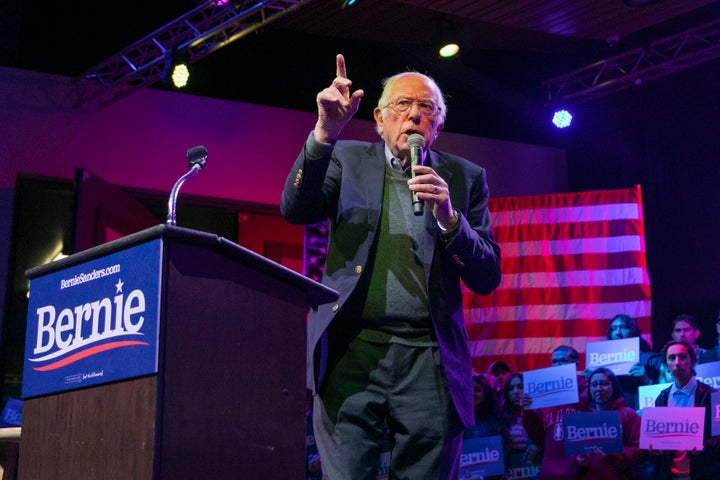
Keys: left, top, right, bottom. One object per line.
{"left": 18, "top": 225, "right": 337, "bottom": 479}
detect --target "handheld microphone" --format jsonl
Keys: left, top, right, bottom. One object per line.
{"left": 407, "top": 133, "right": 425, "bottom": 216}
{"left": 166, "top": 145, "right": 208, "bottom": 225}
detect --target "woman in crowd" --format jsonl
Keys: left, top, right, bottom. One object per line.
{"left": 574, "top": 367, "right": 644, "bottom": 479}
{"left": 604, "top": 314, "right": 660, "bottom": 409}
{"left": 462, "top": 373, "right": 510, "bottom": 479}
{"left": 502, "top": 373, "right": 541, "bottom": 471}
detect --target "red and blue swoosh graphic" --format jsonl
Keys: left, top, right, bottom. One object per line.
{"left": 33, "top": 340, "right": 149, "bottom": 371}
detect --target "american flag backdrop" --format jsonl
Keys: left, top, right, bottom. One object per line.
{"left": 304, "top": 186, "right": 651, "bottom": 375}
{"left": 466, "top": 185, "right": 651, "bottom": 373}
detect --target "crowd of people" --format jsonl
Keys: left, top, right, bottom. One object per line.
{"left": 459, "top": 312, "right": 720, "bottom": 480}
{"left": 306, "top": 312, "right": 720, "bottom": 479}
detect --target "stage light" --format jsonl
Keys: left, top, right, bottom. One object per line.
{"left": 162, "top": 50, "right": 190, "bottom": 88}
{"left": 171, "top": 63, "right": 190, "bottom": 88}
{"left": 438, "top": 42, "right": 460, "bottom": 58}
{"left": 434, "top": 18, "right": 460, "bottom": 59}
{"left": 339, "top": 0, "right": 358, "bottom": 7}
{"left": 551, "top": 109, "right": 573, "bottom": 129}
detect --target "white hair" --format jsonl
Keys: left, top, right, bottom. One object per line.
{"left": 375, "top": 71, "right": 447, "bottom": 136}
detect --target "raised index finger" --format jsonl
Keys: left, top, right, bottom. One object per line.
{"left": 336, "top": 54, "right": 347, "bottom": 79}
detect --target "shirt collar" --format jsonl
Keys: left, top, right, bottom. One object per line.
{"left": 384, "top": 144, "right": 401, "bottom": 170}
{"left": 670, "top": 376, "right": 698, "bottom": 398}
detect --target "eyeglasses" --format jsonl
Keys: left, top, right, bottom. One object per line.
{"left": 590, "top": 381, "right": 612, "bottom": 388}
{"left": 384, "top": 98, "right": 441, "bottom": 117}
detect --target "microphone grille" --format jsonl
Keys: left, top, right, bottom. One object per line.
{"left": 407, "top": 133, "right": 425, "bottom": 149}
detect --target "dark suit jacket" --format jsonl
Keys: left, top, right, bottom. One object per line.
{"left": 652, "top": 380, "right": 720, "bottom": 479}
{"left": 280, "top": 136, "right": 501, "bottom": 427}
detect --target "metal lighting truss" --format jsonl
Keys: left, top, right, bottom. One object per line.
{"left": 543, "top": 18, "right": 720, "bottom": 105}
{"left": 79, "top": 0, "right": 311, "bottom": 109}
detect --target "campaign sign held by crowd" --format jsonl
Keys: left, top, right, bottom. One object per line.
{"left": 22, "top": 240, "right": 162, "bottom": 398}
{"left": 523, "top": 363, "right": 579, "bottom": 409}
{"left": 506, "top": 452, "right": 539, "bottom": 480}
{"left": 563, "top": 410, "right": 623, "bottom": 455}
{"left": 694, "top": 361, "right": 720, "bottom": 389}
{"left": 585, "top": 337, "right": 639, "bottom": 375}
{"left": 712, "top": 391, "right": 720, "bottom": 437}
{"left": 639, "top": 407, "right": 705, "bottom": 451}
{"left": 638, "top": 383, "right": 672, "bottom": 411}
{"left": 459, "top": 435, "right": 505, "bottom": 479}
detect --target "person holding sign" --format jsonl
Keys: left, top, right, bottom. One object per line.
{"left": 522, "top": 345, "right": 590, "bottom": 479}
{"left": 502, "top": 373, "right": 542, "bottom": 476}
{"left": 462, "top": 373, "right": 510, "bottom": 479}
{"left": 585, "top": 314, "right": 660, "bottom": 410}
{"left": 574, "top": 367, "right": 644, "bottom": 480}
{"left": 648, "top": 340, "right": 720, "bottom": 479}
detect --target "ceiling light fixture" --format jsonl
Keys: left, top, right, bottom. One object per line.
{"left": 162, "top": 50, "right": 190, "bottom": 88}
{"left": 171, "top": 63, "right": 190, "bottom": 88}
{"left": 551, "top": 109, "right": 573, "bottom": 129}
{"left": 434, "top": 18, "right": 460, "bottom": 59}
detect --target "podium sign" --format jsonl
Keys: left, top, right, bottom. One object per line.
{"left": 18, "top": 225, "right": 339, "bottom": 479}
{"left": 22, "top": 239, "right": 162, "bottom": 398}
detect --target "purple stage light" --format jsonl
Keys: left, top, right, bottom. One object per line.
{"left": 551, "top": 109, "right": 573, "bottom": 129}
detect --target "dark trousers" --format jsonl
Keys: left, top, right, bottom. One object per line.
{"left": 313, "top": 336, "right": 463, "bottom": 479}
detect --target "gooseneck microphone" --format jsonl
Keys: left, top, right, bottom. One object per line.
{"left": 166, "top": 145, "right": 208, "bottom": 225}
{"left": 407, "top": 133, "right": 425, "bottom": 216}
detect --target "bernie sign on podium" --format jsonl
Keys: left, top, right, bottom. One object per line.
{"left": 22, "top": 239, "right": 162, "bottom": 398}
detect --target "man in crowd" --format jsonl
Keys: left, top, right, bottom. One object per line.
{"left": 522, "top": 345, "right": 590, "bottom": 479}
{"left": 489, "top": 360, "right": 512, "bottom": 409}
{"left": 650, "top": 340, "right": 720, "bottom": 478}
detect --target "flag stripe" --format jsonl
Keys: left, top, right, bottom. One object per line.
{"left": 465, "top": 300, "right": 651, "bottom": 323}
{"left": 498, "top": 267, "right": 649, "bottom": 289}
{"left": 498, "top": 251, "right": 647, "bottom": 274}
{"left": 501, "top": 236, "right": 644, "bottom": 257}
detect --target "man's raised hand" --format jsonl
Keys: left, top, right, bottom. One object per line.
{"left": 314, "top": 54, "right": 364, "bottom": 143}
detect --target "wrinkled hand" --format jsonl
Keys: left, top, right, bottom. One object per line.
{"left": 314, "top": 54, "right": 364, "bottom": 143}
{"left": 407, "top": 165, "right": 456, "bottom": 229}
